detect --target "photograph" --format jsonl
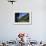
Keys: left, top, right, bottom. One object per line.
{"left": 15, "top": 13, "right": 29, "bottom": 22}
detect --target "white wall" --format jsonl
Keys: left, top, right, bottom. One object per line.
{"left": 0, "top": 0, "right": 46, "bottom": 42}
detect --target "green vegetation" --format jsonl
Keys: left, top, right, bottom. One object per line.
{"left": 18, "top": 15, "right": 29, "bottom": 22}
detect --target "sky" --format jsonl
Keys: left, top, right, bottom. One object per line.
{"left": 18, "top": 13, "right": 28, "bottom": 19}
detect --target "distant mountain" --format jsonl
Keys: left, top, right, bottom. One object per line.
{"left": 18, "top": 15, "right": 29, "bottom": 22}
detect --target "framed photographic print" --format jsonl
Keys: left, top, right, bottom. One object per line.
{"left": 14, "top": 11, "right": 32, "bottom": 25}
{"left": 13, "top": 0, "right": 32, "bottom": 25}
